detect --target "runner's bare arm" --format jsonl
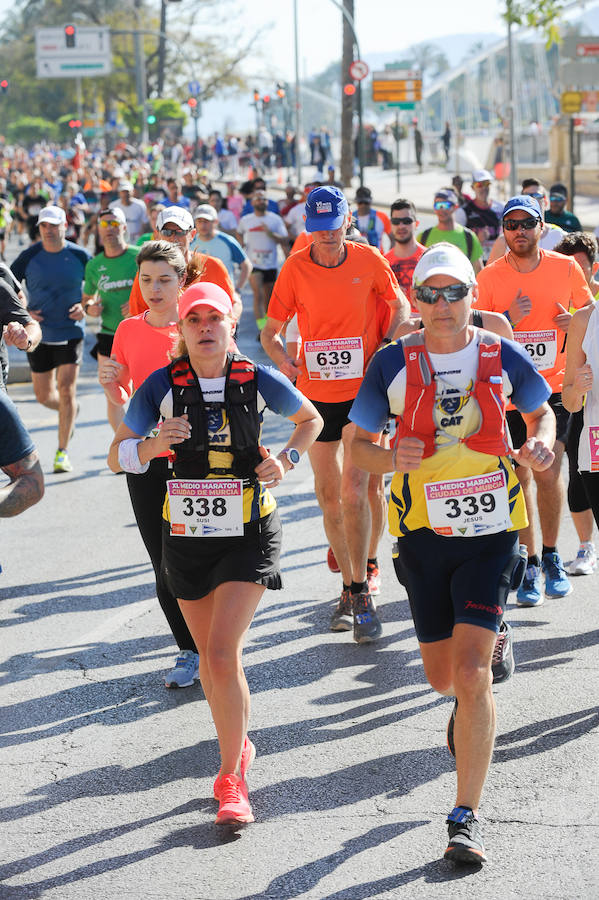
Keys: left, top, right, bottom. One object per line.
{"left": 511, "top": 402, "right": 556, "bottom": 470}
{"left": 385, "top": 288, "right": 412, "bottom": 339}
{"left": 260, "top": 316, "right": 301, "bottom": 380}
{"left": 0, "top": 452, "right": 44, "bottom": 517}
{"left": 562, "top": 305, "right": 594, "bottom": 413}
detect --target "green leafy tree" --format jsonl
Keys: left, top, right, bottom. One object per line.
{"left": 503, "top": 0, "right": 567, "bottom": 47}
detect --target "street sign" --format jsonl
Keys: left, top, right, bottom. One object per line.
{"left": 561, "top": 91, "right": 582, "bottom": 113}
{"left": 188, "top": 80, "right": 201, "bottom": 96}
{"left": 349, "top": 60, "right": 369, "bottom": 81}
{"left": 561, "top": 61, "right": 599, "bottom": 88}
{"left": 562, "top": 35, "right": 599, "bottom": 58}
{"left": 372, "top": 70, "right": 421, "bottom": 103}
{"left": 35, "top": 26, "right": 111, "bottom": 78}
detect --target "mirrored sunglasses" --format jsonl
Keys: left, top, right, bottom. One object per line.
{"left": 414, "top": 284, "right": 471, "bottom": 304}
{"left": 503, "top": 217, "right": 539, "bottom": 231}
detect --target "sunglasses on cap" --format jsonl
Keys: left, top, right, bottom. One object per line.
{"left": 160, "top": 226, "right": 190, "bottom": 237}
{"left": 390, "top": 216, "right": 414, "bottom": 225}
{"left": 414, "top": 284, "right": 471, "bottom": 304}
{"left": 433, "top": 200, "right": 454, "bottom": 210}
{"left": 503, "top": 216, "right": 540, "bottom": 231}
{"left": 99, "top": 218, "right": 122, "bottom": 228}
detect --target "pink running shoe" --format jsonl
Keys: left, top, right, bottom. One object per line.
{"left": 213, "top": 736, "right": 256, "bottom": 799}
{"left": 214, "top": 773, "right": 254, "bottom": 826}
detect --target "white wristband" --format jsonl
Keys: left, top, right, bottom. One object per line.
{"left": 118, "top": 438, "right": 150, "bottom": 474}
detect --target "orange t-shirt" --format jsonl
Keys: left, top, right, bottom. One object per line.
{"left": 268, "top": 242, "right": 398, "bottom": 401}
{"left": 111, "top": 312, "right": 179, "bottom": 396}
{"left": 474, "top": 249, "right": 592, "bottom": 392}
{"left": 128, "top": 253, "right": 235, "bottom": 316}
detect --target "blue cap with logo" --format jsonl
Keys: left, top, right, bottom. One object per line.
{"left": 305, "top": 186, "right": 348, "bottom": 232}
{"left": 502, "top": 194, "right": 542, "bottom": 220}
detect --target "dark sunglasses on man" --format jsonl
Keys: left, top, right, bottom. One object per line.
{"left": 160, "top": 227, "right": 190, "bottom": 237}
{"left": 503, "top": 217, "right": 540, "bottom": 231}
{"left": 414, "top": 284, "right": 471, "bottom": 304}
{"left": 390, "top": 216, "right": 414, "bottom": 225}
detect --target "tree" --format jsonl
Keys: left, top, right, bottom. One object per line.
{"left": 0, "top": 0, "right": 259, "bottom": 139}
{"left": 503, "top": 0, "right": 567, "bottom": 47}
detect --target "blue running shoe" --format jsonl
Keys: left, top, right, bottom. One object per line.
{"left": 542, "top": 552, "right": 573, "bottom": 598}
{"left": 516, "top": 563, "right": 544, "bottom": 607}
{"left": 164, "top": 650, "right": 200, "bottom": 688}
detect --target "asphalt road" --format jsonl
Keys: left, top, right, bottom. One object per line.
{"left": 1, "top": 285, "right": 599, "bottom": 899}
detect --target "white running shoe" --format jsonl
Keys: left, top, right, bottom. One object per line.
{"left": 568, "top": 542, "right": 597, "bottom": 576}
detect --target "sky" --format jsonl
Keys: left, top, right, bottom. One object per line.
{"left": 220, "top": 0, "right": 505, "bottom": 81}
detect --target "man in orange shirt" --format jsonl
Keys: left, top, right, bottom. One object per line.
{"left": 475, "top": 194, "right": 593, "bottom": 606}
{"left": 261, "top": 186, "right": 410, "bottom": 642}
{"left": 128, "top": 207, "right": 241, "bottom": 322}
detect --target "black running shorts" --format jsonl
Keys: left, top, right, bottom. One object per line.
{"left": 27, "top": 338, "right": 84, "bottom": 373}
{"left": 507, "top": 392, "right": 569, "bottom": 450}
{"left": 162, "top": 509, "right": 283, "bottom": 601}
{"left": 311, "top": 398, "right": 354, "bottom": 443}
{"left": 393, "top": 527, "right": 519, "bottom": 643}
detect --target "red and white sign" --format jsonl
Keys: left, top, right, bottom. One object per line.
{"left": 576, "top": 43, "right": 599, "bottom": 57}
{"left": 349, "top": 60, "right": 369, "bottom": 81}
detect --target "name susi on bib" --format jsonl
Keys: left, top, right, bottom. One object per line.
{"left": 304, "top": 337, "right": 364, "bottom": 380}
{"left": 168, "top": 479, "right": 244, "bottom": 536}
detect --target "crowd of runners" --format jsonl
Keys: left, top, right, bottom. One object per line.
{"left": 2, "top": 140, "right": 599, "bottom": 864}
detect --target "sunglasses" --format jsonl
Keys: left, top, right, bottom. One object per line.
{"left": 550, "top": 194, "right": 566, "bottom": 203}
{"left": 99, "top": 219, "right": 122, "bottom": 228}
{"left": 391, "top": 216, "right": 414, "bottom": 225}
{"left": 526, "top": 191, "right": 544, "bottom": 200}
{"left": 160, "top": 227, "right": 190, "bottom": 237}
{"left": 433, "top": 200, "right": 454, "bottom": 210}
{"left": 414, "top": 284, "right": 471, "bottom": 304}
{"left": 503, "top": 217, "right": 539, "bottom": 231}
{"left": 473, "top": 181, "right": 491, "bottom": 188}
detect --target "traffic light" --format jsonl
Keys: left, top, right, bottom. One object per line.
{"left": 343, "top": 83, "right": 356, "bottom": 96}
{"left": 68, "top": 119, "right": 82, "bottom": 129}
{"left": 147, "top": 114, "right": 157, "bottom": 125}
{"left": 253, "top": 89, "right": 260, "bottom": 103}
{"left": 64, "top": 24, "right": 76, "bottom": 48}
{"left": 276, "top": 83, "right": 286, "bottom": 99}
{"left": 0, "top": 79, "right": 8, "bottom": 94}
{"left": 187, "top": 97, "right": 197, "bottom": 109}
{"left": 263, "top": 94, "right": 271, "bottom": 105}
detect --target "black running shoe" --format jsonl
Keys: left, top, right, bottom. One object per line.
{"left": 492, "top": 620, "right": 515, "bottom": 684}
{"left": 444, "top": 806, "right": 487, "bottom": 864}
{"left": 352, "top": 589, "right": 382, "bottom": 643}
{"left": 446, "top": 698, "right": 457, "bottom": 758}
{"left": 330, "top": 589, "right": 353, "bottom": 632}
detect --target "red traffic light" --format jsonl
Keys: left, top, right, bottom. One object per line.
{"left": 65, "top": 25, "right": 75, "bottom": 35}
{"left": 64, "top": 24, "right": 76, "bottom": 47}
{"left": 187, "top": 97, "right": 198, "bottom": 108}
{"left": 343, "top": 83, "right": 356, "bottom": 96}
{"left": 0, "top": 79, "right": 8, "bottom": 91}
{"left": 253, "top": 89, "right": 260, "bottom": 102}
{"left": 68, "top": 119, "right": 81, "bottom": 128}
{"left": 263, "top": 94, "right": 271, "bottom": 104}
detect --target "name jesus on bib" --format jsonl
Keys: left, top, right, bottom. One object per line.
{"left": 168, "top": 479, "right": 244, "bottom": 536}
{"left": 514, "top": 329, "right": 557, "bottom": 372}
{"left": 304, "top": 337, "right": 364, "bottom": 380}
{"left": 424, "top": 471, "right": 510, "bottom": 537}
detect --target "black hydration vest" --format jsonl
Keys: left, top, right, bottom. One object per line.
{"left": 168, "top": 352, "right": 262, "bottom": 481}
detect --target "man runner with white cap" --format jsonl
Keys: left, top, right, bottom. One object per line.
{"left": 351, "top": 242, "right": 555, "bottom": 864}
{"left": 11, "top": 205, "right": 91, "bottom": 473}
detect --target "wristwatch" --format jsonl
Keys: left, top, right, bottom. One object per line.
{"left": 280, "top": 448, "right": 300, "bottom": 469}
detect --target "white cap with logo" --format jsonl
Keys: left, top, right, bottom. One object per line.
{"left": 37, "top": 205, "right": 66, "bottom": 225}
{"left": 156, "top": 206, "right": 194, "bottom": 232}
{"left": 412, "top": 242, "right": 476, "bottom": 287}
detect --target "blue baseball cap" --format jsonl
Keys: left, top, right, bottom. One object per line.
{"left": 304, "top": 186, "right": 348, "bottom": 232}
{"left": 502, "top": 194, "right": 542, "bottom": 220}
